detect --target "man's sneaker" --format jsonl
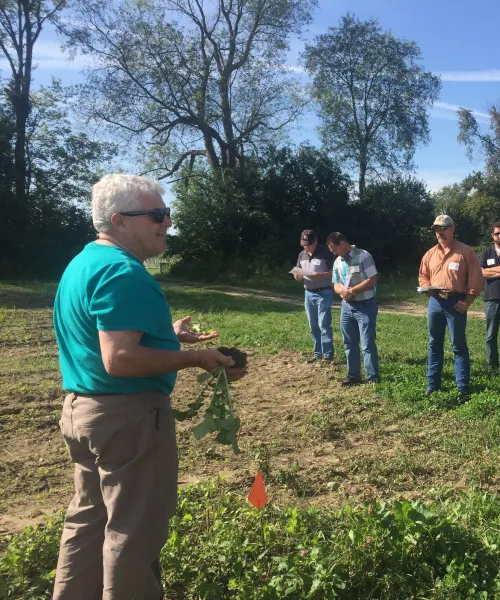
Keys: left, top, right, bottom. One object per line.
{"left": 457, "top": 392, "right": 470, "bottom": 405}
{"left": 340, "top": 377, "right": 362, "bottom": 387}
{"left": 424, "top": 388, "right": 436, "bottom": 397}
{"left": 306, "top": 355, "right": 321, "bottom": 364}
{"left": 322, "top": 355, "right": 334, "bottom": 362}
{"left": 367, "top": 377, "right": 381, "bottom": 384}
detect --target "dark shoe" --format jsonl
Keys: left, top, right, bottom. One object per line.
{"left": 340, "top": 377, "right": 362, "bottom": 387}
{"left": 457, "top": 392, "right": 470, "bottom": 405}
{"left": 367, "top": 377, "right": 381, "bottom": 384}
{"left": 306, "top": 355, "right": 321, "bottom": 364}
{"left": 322, "top": 355, "right": 334, "bottom": 362}
{"left": 424, "top": 388, "right": 436, "bottom": 397}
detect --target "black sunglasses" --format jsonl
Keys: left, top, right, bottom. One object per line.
{"left": 432, "top": 225, "right": 450, "bottom": 232}
{"left": 119, "top": 207, "right": 171, "bottom": 223}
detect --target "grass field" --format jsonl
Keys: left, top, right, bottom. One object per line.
{"left": 0, "top": 280, "right": 499, "bottom": 598}
{"left": 153, "top": 266, "right": 431, "bottom": 307}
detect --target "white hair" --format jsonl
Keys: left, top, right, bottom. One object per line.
{"left": 92, "top": 174, "right": 165, "bottom": 233}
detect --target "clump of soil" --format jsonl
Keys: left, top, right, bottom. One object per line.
{"left": 217, "top": 346, "right": 248, "bottom": 369}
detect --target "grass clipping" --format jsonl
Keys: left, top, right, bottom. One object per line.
{"left": 172, "top": 347, "right": 246, "bottom": 455}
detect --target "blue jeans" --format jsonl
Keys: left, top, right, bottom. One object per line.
{"left": 304, "top": 288, "right": 334, "bottom": 358}
{"left": 340, "top": 298, "right": 379, "bottom": 381}
{"left": 485, "top": 300, "right": 500, "bottom": 367}
{"left": 427, "top": 294, "right": 469, "bottom": 393}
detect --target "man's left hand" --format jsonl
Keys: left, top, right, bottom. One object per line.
{"left": 174, "top": 316, "right": 219, "bottom": 344}
{"left": 225, "top": 366, "right": 248, "bottom": 382}
{"left": 341, "top": 286, "right": 354, "bottom": 301}
{"left": 454, "top": 301, "right": 468, "bottom": 314}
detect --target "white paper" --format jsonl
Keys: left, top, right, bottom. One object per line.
{"left": 289, "top": 266, "right": 308, "bottom": 275}
{"left": 487, "top": 258, "right": 496, "bottom": 266}
{"left": 448, "top": 262, "right": 459, "bottom": 271}
{"left": 416, "top": 286, "right": 451, "bottom": 293}
{"left": 350, "top": 266, "right": 360, "bottom": 273}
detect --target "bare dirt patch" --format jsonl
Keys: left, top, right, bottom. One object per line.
{"left": 0, "top": 352, "right": 494, "bottom": 537}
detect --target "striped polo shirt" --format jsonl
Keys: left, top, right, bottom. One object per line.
{"left": 332, "top": 247, "right": 378, "bottom": 300}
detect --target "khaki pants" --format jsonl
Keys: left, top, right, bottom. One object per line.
{"left": 53, "top": 392, "right": 178, "bottom": 600}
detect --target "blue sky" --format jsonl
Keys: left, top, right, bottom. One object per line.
{"left": 1, "top": 0, "right": 499, "bottom": 193}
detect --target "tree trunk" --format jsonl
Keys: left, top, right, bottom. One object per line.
{"left": 13, "top": 93, "right": 29, "bottom": 210}
{"left": 203, "top": 133, "right": 220, "bottom": 171}
{"left": 359, "top": 154, "right": 367, "bottom": 202}
{"left": 220, "top": 77, "right": 237, "bottom": 169}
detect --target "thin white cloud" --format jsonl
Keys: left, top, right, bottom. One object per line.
{"left": 438, "top": 69, "right": 500, "bottom": 82}
{"left": 284, "top": 65, "right": 306, "bottom": 74}
{"left": 0, "top": 39, "right": 90, "bottom": 71}
{"left": 432, "top": 101, "right": 490, "bottom": 121}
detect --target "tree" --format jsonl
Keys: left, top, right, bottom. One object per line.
{"left": 0, "top": 80, "right": 117, "bottom": 277}
{"left": 434, "top": 171, "right": 500, "bottom": 246}
{"left": 64, "top": 0, "right": 317, "bottom": 181}
{"left": 355, "top": 176, "right": 433, "bottom": 264}
{"left": 169, "top": 144, "right": 351, "bottom": 272}
{"left": 0, "top": 0, "right": 67, "bottom": 211}
{"left": 303, "top": 13, "right": 440, "bottom": 200}
{"left": 458, "top": 103, "right": 500, "bottom": 174}
{"left": 258, "top": 144, "right": 352, "bottom": 258}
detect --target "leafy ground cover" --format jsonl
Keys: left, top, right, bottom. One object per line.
{"left": 2, "top": 482, "right": 499, "bottom": 599}
{"left": 0, "top": 281, "right": 498, "bottom": 598}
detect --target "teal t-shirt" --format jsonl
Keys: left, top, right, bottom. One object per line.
{"left": 54, "top": 242, "right": 180, "bottom": 395}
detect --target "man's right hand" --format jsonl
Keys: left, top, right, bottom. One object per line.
{"left": 197, "top": 349, "right": 235, "bottom": 373}
{"left": 196, "top": 350, "right": 248, "bottom": 382}
{"left": 294, "top": 274, "right": 303, "bottom": 281}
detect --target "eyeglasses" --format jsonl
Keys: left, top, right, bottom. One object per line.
{"left": 432, "top": 226, "right": 450, "bottom": 232}
{"left": 119, "top": 207, "right": 171, "bottom": 223}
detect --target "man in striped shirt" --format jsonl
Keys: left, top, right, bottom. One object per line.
{"left": 327, "top": 232, "right": 380, "bottom": 386}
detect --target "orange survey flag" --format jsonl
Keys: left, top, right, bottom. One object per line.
{"left": 248, "top": 469, "right": 268, "bottom": 510}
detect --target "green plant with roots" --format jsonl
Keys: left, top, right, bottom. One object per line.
{"left": 173, "top": 367, "right": 241, "bottom": 454}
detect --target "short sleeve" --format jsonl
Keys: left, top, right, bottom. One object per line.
{"left": 325, "top": 250, "right": 334, "bottom": 270}
{"left": 90, "top": 270, "right": 168, "bottom": 334}
{"left": 361, "top": 252, "right": 377, "bottom": 279}
{"left": 479, "top": 249, "right": 488, "bottom": 268}
{"left": 332, "top": 259, "right": 340, "bottom": 283}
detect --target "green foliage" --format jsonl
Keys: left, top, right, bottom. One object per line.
{"left": 433, "top": 171, "right": 500, "bottom": 247}
{"left": 0, "top": 80, "right": 117, "bottom": 278}
{"left": 355, "top": 176, "right": 434, "bottom": 264}
{"left": 303, "top": 13, "right": 441, "bottom": 199}
{"left": 1, "top": 483, "right": 499, "bottom": 599}
{"left": 458, "top": 103, "right": 500, "bottom": 174}
{"left": 170, "top": 144, "right": 352, "bottom": 271}
{"left": 0, "top": 512, "right": 64, "bottom": 599}
{"left": 64, "top": 0, "right": 317, "bottom": 178}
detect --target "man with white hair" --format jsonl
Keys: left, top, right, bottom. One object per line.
{"left": 52, "top": 174, "right": 247, "bottom": 600}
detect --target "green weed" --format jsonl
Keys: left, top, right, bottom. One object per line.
{"left": 2, "top": 482, "right": 499, "bottom": 599}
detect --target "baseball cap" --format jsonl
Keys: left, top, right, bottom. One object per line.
{"left": 431, "top": 215, "right": 454, "bottom": 229}
{"left": 300, "top": 229, "right": 317, "bottom": 245}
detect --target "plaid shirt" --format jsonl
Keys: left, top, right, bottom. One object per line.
{"left": 332, "top": 247, "right": 377, "bottom": 301}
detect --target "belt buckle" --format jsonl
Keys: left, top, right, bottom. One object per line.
{"left": 440, "top": 291, "right": 450, "bottom": 299}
